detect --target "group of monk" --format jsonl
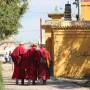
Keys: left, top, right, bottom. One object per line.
{"left": 11, "top": 43, "right": 51, "bottom": 85}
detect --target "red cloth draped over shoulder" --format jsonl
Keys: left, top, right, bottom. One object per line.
{"left": 26, "top": 47, "right": 41, "bottom": 80}
{"left": 11, "top": 44, "right": 26, "bottom": 79}
{"left": 11, "top": 44, "right": 26, "bottom": 64}
{"left": 11, "top": 44, "right": 26, "bottom": 57}
{"left": 38, "top": 47, "right": 51, "bottom": 80}
{"left": 40, "top": 47, "right": 51, "bottom": 61}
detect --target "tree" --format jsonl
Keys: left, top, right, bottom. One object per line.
{"left": 0, "top": 0, "right": 28, "bottom": 40}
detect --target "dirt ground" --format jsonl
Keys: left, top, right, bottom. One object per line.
{"left": 2, "top": 63, "right": 90, "bottom": 90}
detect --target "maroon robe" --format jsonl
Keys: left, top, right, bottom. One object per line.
{"left": 38, "top": 47, "right": 51, "bottom": 80}
{"left": 11, "top": 44, "right": 26, "bottom": 79}
{"left": 26, "top": 47, "right": 40, "bottom": 80}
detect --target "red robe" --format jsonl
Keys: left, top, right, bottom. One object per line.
{"left": 38, "top": 47, "right": 51, "bottom": 80}
{"left": 26, "top": 47, "right": 40, "bottom": 80}
{"left": 11, "top": 44, "right": 26, "bottom": 79}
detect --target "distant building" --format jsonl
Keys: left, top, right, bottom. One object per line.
{"left": 81, "top": 0, "right": 90, "bottom": 20}
{"left": 0, "top": 41, "right": 18, "bottom": 54}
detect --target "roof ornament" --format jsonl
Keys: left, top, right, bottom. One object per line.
{"left": 73, "top": 0, "right": 80, "bottom": 20}
{"left": 54, "top": 5, "right": 58, "bottom": 12}
{"left": 67, "top": 0, "right": 70, "bottom": 4}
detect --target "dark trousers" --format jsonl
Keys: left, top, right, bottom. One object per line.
{"left": 16, "top": 78, "right": 24, "bottom": 85}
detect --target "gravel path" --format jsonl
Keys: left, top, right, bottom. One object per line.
{"left": 2, "top": 63, "right": 90, "bottom": 90}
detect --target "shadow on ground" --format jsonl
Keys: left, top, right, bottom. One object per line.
{"left": 47, "top": 79, "right": 82, "bottom": 89}
{"left": 3, "top": 76, "right": 83, "bottom": 89}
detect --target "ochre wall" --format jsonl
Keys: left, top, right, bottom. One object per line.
{"left": 44, "top": 28, "right": 54, "bottom": 60}
{"left": 45, "top": 29, "right": 52, "bottom": 51}
{"left": 42, "top": 11, "right": 90, "bottom": 78}
{"left": 53, "top": 30, "right": 90, "bottom": 78}
{"left": 81, "top": 2, "right": 90, "bottom": 20}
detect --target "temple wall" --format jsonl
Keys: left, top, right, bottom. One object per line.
{"left": 44, "top": 29, "right": 54, "bottom": 60}
{"left": 42, "top": 10, "right": 90, "bottom": 78}
{"left": 53, "top": 30, "right": 90, "bottom": 78}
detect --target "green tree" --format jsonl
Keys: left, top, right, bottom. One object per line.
{"left": 0, "top": 0, "right": 28, "bottom": 40}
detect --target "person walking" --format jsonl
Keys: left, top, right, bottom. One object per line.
{"left": 8, "top": 51, "right": 12, "bottom": 63}
{"left": 4, "top": 52, "right": 9, "bottom": 63}
{"left": 38, "top": 44, "right": 51, "bottom": 85}
{"left": 26, "top": 44, "right": 40, "bottom": 85}
{"left": 11, "top": 43, "right": 26, "bottom": 85}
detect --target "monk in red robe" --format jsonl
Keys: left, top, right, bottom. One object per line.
{"left": 11, "top": 43, "right": 26, "bottom": 85}
{"left": 38, "top": 44, "right": 51, "bottom": 85}
{"left": 26, "top": 44, "right": 40, "bottom": 85}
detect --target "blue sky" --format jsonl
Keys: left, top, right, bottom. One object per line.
{"left": 15, "top": 0, "right": 76, "bottom": 43}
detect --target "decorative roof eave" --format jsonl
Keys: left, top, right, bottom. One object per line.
{"left": 48, "top": 13, "right": 64, "bottom": 19}
{"left": 81, "top": 2, "right": 90, "bottom": 6}
{"left": 51, "top": 25, "right": 90, "bottom": 30}
{"left": 41, "top": 21, "right": 90, "bottom": 31}
{"left": 41, "top": 25, "right": 52, "bottom": 29}
{"left": 41, "top": 24, "right": 90, "bottom": 30}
